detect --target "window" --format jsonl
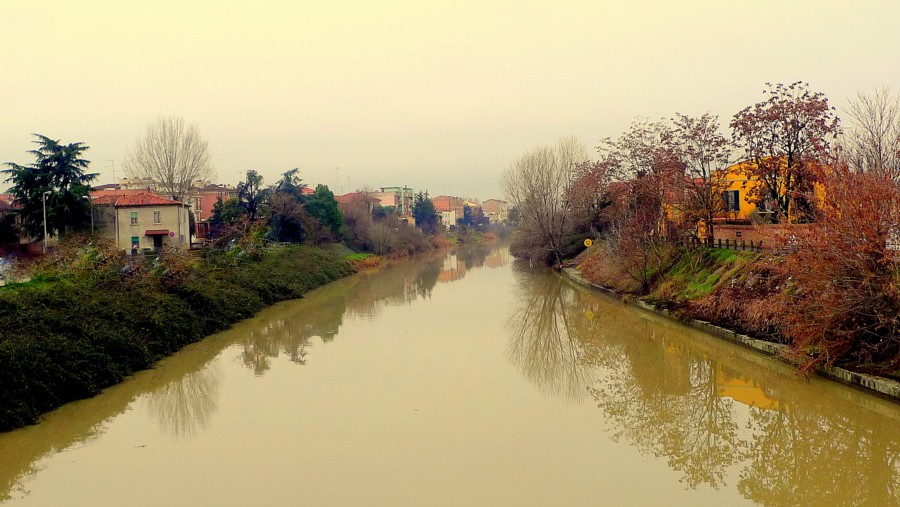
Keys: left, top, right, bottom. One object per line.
{"left": 131, "top": 236, "right": 139, "bottom": 247}
{"left": 153, "top": 211, "right": 161, "bottom": 224}
{"left": 130, "top": 212, "right": 138, "bottom": 225}
{"left": 723, "top": 190, "right": 740, "bottom": 212}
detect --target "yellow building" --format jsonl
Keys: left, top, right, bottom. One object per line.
{"left": 694, "top": 160, "right": 826, "bottom": 242}
{"left": 718, "top": 161, "right": 771, "bottom": 221}
{"left": 718, "top": 159, "right": 825, "bottom": 223}
{"left": 715, "top": 370, "right": 783, "bottom": 411}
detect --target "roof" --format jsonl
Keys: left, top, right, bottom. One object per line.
{"left": 0, "top": 194, "right": 19, "bottom": 211}
{"left": 93, "top": 192, "right": 185, "bottom": 207}
{"left": 198, "top": 184, "right": 234, "bottom": 193}
{"left": 335, "top": 192, "right": 380, "bottom": 204}
{"left": 91, "top": 188, "right": 145, "bottom": 200}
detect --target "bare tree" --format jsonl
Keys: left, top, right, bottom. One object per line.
{"left": 124, "top": 116, "right": 214, "bottom": 202}
{"left": 502, "top": 137, "right": 590, "bottom": 265}
{"left": 842, "top": 87, "right": 900, "bottom": 182}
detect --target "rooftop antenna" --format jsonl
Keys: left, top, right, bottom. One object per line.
{"left": 106, "top": 160, "right": 117, "bottom": 198}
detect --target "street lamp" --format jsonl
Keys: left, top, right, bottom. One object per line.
{"left": 42, "top": 190, "right": 51, "bottom": 254}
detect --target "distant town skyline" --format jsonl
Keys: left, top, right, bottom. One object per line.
{"left": 3, "top": 1, "right": 900, "bottom": 201}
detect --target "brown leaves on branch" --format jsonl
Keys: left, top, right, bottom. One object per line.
{"left": 672, "top": 113, "right": 731, "bottom": 245}
{"left": 769, "top": 161, "right": 900, "bottom": 370}
{"left": 730, "top": 82, "right": 840, "bottom": 223}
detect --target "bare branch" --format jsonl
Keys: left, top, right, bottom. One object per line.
{"left": 124, "top": 116, "right": 215, "bottom": 201}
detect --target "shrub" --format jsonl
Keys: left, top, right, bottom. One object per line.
{"left": 0, "top": 243, "right": 350, "bottom": 431}
{"left": 768, "top": 167, "right": 900, "bottom": 370}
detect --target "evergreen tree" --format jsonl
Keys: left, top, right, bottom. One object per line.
{"left": 304, "top": 184, "right": 342, "bottom": 234}
{"left": 209, "top": 196, "right": 242, "bottom": 226}
{"left": 237, "top": 170, "right": 267, "bottom": 222}
{"left": 412, "top": 191, "right": 439, "bottom": 234}
{"left": 2, "top": 134, "right": 96, "bottom": 238}
{"left": 463, "top": 204, "right": 473, "bottom": 226}
{"left": 274, "top": 168, "right": 307, "bottom": 198}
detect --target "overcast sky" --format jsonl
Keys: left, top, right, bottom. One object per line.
{"left": 2, "top": 1, "right": 900, "bottom": 200}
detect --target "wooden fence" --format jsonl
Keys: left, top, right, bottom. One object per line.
{"left": 688, "top": 235, "right": 765, "bottom": 253}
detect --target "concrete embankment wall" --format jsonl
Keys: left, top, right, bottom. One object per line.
{"left": 562, "top": 267, "right": 900, "bottom": 402}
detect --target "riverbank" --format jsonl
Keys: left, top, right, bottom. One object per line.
{"left": 0, "top": 243, "right": 352, "bottom": 431}
{"left": 562, "top": 264, "right": 900, "bottom": 402}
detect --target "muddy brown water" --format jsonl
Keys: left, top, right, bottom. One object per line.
{"left": 1, "top": 245, "right": 898, "bottom": 506}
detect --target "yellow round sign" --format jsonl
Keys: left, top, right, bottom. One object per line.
{"left": 584, "top": 238, "right": 593, "bottom": 247}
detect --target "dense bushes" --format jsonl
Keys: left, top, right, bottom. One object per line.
{"left": 341, "top": 197, "right": 430, "bottom": 256}
{"left": 0, "top": 241, "right": 351, "bottom": 431}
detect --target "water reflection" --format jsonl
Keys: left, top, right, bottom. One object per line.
{"left": 4, "top": 246, "right": 898, "bottom": 506}
{"left": 507, "top": 264, "right": 589, "bottom": 401}
{"left": 145, "top": 366, "right": 222, "bottom": 438}
{"left": 507, "top": 271, "right": 900, "bottom": 503}
{"left": 0, "top": 244, "right": 509, "bottom": 502}
{"left": 236, "top": 244, "right": 509, "bottom": 375}
{"left": 0, "top": 335, "right": 225, "bottom": 502}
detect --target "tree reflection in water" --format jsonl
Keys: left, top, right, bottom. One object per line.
{"left": 508, "top": 269, "right": 900, "bottom": 503}
{"left": 238, "top": 245, "right": 506, "bottom": 375}
{"left": 738, "top": 398, "right": 900, "bottom": 506}
{"left": 0, "top": 246, "right": 511, "bottom": 501}
{"left": 0, "top": 335, "right": 227, "bottom": 501}
{"left": 507, "top": 264, "right": 590, "bottom": 401}
{"left": 145, "top": 367, "right": 222, "bottom": 438}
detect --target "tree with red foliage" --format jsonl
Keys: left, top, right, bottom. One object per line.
{"left": 672, "top": 113, "right": 732, "bottom": 246}
{"left": 730, "top": 82, "right": 840, "bottom": 223}
{"left": 597, "top": 118, "right": 684, "bottom": 237}
{"left": 602, "top": 175, "right": 672, "bottom": 293}
{"left": 771, "top": 160, "right": 900, "bottom": 370}
{"left": 568, "top": 159, "right": 616, "bottom": 235}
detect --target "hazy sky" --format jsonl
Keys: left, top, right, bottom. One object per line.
{"left": 2, "top": 1, "right": 900, "bottom": 200}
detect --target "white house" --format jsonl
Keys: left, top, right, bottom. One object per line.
{"left": 93, "top": 192, "right": 191, "bottom": 251}
{"left": 439, "top": 210, "right": 457, "bottom": 230}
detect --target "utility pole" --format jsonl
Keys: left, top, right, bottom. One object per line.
{"left": 83, "top": 195, "right": 94, "bottom": 233}
{"left": 42, "top": 191, "right": 51, "bottom": 253}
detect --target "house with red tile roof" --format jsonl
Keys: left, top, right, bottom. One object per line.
{"left": 0, "top": 195, "right": 20, "bottom": 247}
{"left": 93, "top": 191, "right": 191, "bottom": 251}
{"left": 335, "top": 192, "right": 381, "bottom": 214}
{"left": 186, "top": 183, "right": 237, "bottom": 240}
{"left": 0, "top": 194, "right": 17, "bottom": 213}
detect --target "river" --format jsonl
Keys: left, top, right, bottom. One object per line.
{"left": 1, "top": 244, "right": 898, "bottom": 506}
